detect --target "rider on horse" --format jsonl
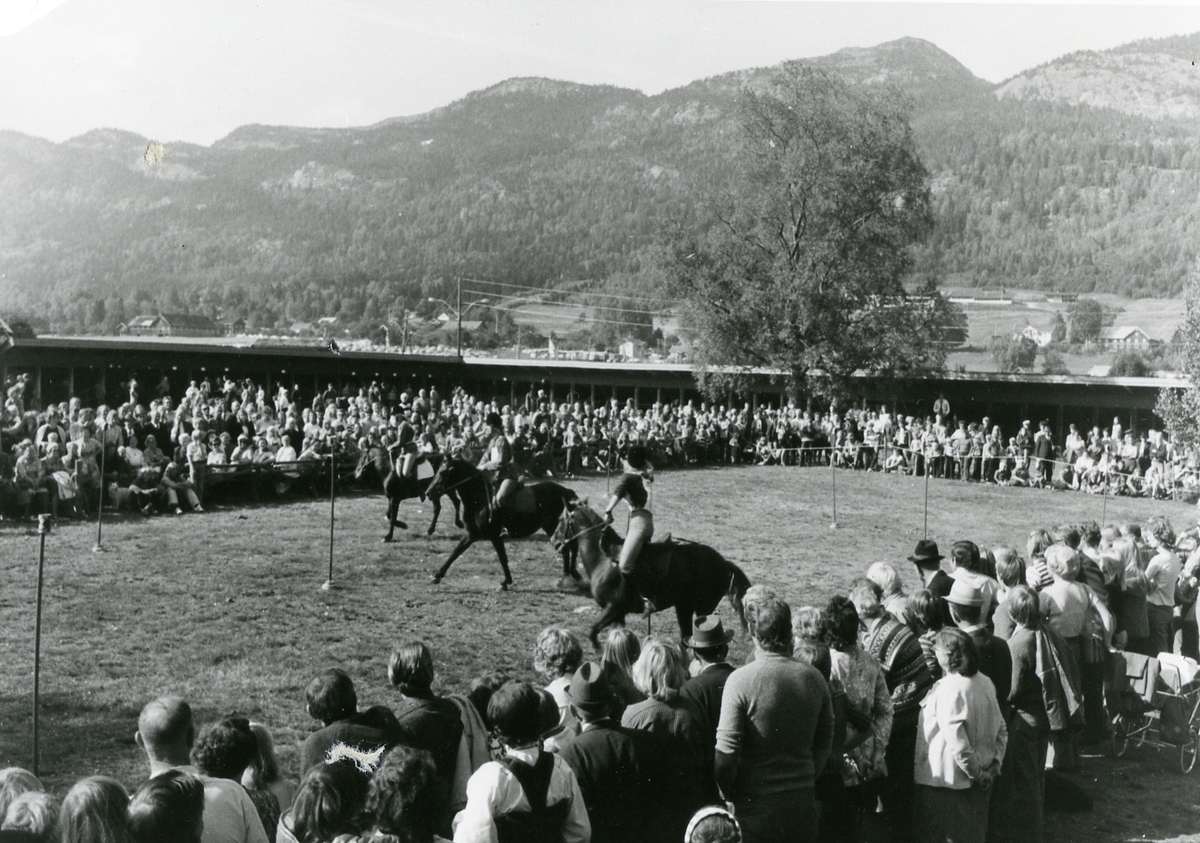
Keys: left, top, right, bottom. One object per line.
{"left": 393, "top": 412, "right": 421, "bottom": 481}
{"left": 604, "top": 444, "right": 660, "bottom": 601}
{"left": 479, "top": 411, "right": 520, "bottom": 517}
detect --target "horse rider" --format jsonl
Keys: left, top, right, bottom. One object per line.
{"left": 478, "top": 411, "right": 519, "bottom": 517}
{"left": 392, "top": 413, "right": 421, "bottom": 482}
{"left": 604, "top": 444, "right": 658, "bottom": 597}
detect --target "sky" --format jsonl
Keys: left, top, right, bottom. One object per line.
{"left": 1, "top": 0, "right": 1199, "bottom": 145}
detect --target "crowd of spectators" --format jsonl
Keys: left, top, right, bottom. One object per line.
{"left": 3, "top": 513, "right": 1198, "bottom": 843}
{"left": 4, "top": 368, "right": 1198, "bottom": 525}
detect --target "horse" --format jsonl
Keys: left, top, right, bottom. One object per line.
{"left": 353, "top": 445, "right": 462, "bottom": 541}
{"left": 424, "top": 458, "right": 579, "bottom": 590}
{"left": 551, "top": 499, "right": 749, "bottom": 647}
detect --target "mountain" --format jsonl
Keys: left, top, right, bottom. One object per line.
{"left": 1, "top": 34, "right": 1199, "bottom": 335}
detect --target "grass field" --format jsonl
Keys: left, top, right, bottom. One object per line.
{"left": 2, "top": 466, "right": 1199, "bottom": 842}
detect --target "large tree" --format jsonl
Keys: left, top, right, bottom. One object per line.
{"left": 666, "top": 65, "right": 943, "bottom": 399}
{"left": 1156, "top": 258, "right": 1200, "bottom": 451}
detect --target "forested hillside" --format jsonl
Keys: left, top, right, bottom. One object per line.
{"left": 1, "top": 34, "right": 1198, "bottom": 334}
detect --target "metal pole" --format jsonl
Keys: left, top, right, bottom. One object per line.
{"left": 33, "top": 513, "right": 50, "bottom": 776}
{"left": 1101, "top": 474, "right": 1109, "bottom": 525}
{"left": 456, "top": 277, "right": 463, "bottom": 358}
{"left": 327, "top": 452, "right": 336, "bottom": 586}
{"left": 830, "top": 448, "right": 838, "bottom": 529}
{"left": 923, "top": 461, "right": 931, "bottom": 539}
{"left": 93, "top": 424, "right": 106, "bottom": 552}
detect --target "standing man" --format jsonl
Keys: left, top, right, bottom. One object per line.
{"left": 135, "top": 696, "right": 269, "bottom": 843}
{"left": 681, "top": 615, "right": 737, "bottom": 802}
{"left": 716, "top": 596, "right": 833, "bottom": 843}
{"left": 557, "top": 663, "right": 669, "bottom": 843}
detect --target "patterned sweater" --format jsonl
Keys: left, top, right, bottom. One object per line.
{"left": 862, "top": 615, "right": 934, "bottom": 728}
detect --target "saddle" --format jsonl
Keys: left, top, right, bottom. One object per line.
{"left": 483, "top": 473, "right": 537, "bottom": 515}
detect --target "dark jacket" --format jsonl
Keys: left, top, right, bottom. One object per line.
{"left": 300, "top": 705, "right": 403, "bottom": 777}
{"left": 557, "top": 720, "right": 672, "bottom": 843}
{"left": 394, "top": 694, "right": 465, "bottom": 785}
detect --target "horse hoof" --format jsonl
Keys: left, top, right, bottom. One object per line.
{"left": 382, "top": 536, "right": 393, "bottom": 543}
{"left": 498, "top": 581, "right": 511, "bottom": 592}
{"left": 429, "top": 575, "right": 443, "bottom": 585}
{"left": 425, "top": 528, "right": 436, "bottom": 537}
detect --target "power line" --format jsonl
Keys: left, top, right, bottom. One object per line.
{"left": 462, "top": 288, "right": 670, "bottom": 318}
{"left": 474, "top": 300, "right": 667, "bottom": 330}
{"left": 461, "top": 276, "right": 681, "bottom": 306}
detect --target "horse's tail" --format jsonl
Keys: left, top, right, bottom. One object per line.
{"left": 726, "top": 562, "right": 751, "bottom": 632}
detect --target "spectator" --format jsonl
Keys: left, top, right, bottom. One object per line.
{"left": 242, "top": 723, "right": 298, "bottom": 820}
{"left": 948, "top": 541, "right": 999, "bottom": 626}
{"left": 717, "top": 596, "right": 834, "bottom": 843}
{"left": 0, "top": 769, "right": 42, "bottom": 824}
{"left": 58, "top": 776, "right": 131, "bottom": 843}
{"left": 598, "top": 628, "right": 643, "bottom": 723}
{"left": 388, "top": 643, "right": 465, "bottom": 814}
{"left": 620, "top": 637, "right": 706, "bottom": 836}
{"left": 533, "top": 628, "right": 584, "bottom": 742}
{"left": 820, "top": 595, "right": 892, "bottom": 835}
{"left": 134, "top": 696, "right": 269, "bottom": 843}
{"left": 1144, "top": 515, "right": 1181, "bottom": 656}
{"left": 913, "top": 628, "right": 1007, "bottom": 843}
{"left": 680, "top": 615, "right": 737, "bottom": 800}
{"left": 452, "top": 682, "right": 590, "bottom": 843}
{"left": 907, "top": 540, "right": 953, "bottom": 625}
{"left": 558, "top": 663, "right": 670, "bottom": 843}
{"left": 276, "top": 762, "right": 370, "bottom": 843}
{"left": 358, "top": 746, "right": 450, "bottom": 843}
{"left": 849, "top": 578, "right": 932, "bottom": 843}
{"left": 684, "top": 807, "right": 741, "bottom": 843}
{"left": 1004, "top": 586, "right": 1052, "bottom": 843}
{"left": 127, "top": 769, "right": 206, "bottom": 843}
{"left": 1, "top": 791, "right": 58, "bottom": 843}
{"left": 193, "top": 716, "right": 280, "bottom": 842}
{"left": 300, "top": 669, "right": 402, "bottom": 778}
{"left": 866, "top": 562, "right": 909, "bottom": 621}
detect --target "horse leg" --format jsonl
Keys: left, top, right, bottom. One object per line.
{"left": 451, "top": 491, "right": 464, "bottom": 528}
{"left": 675, "top": 604, "right": 695, "bottom": 642}
{"left": 590, "top": 602, "right": 629, "bottom": 649}
{"left": 426, "top": 495, "right": 441, "bottom": 536}
{"left": 492, "top": 536, "right": 514, "bottom": 591}
{"left": 384, "top": 497, "right": 407, "bottom": 542}
{"left": 431, "top": 535, "right": 474, "bottom": 583}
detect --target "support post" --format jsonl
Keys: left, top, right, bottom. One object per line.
{"left": 456, "top": 276, "right": 463, "bottom": 358}
{"left": 33, "top": 514, "right": 50, "bottom": 776}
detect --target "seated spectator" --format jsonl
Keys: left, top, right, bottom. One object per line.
{"left": 277, "top": 761, "right": 370, "bottom": 843}
{"left": 300, "top": 668, "right": 402, "bottom": 778}
{"left": 358, "top": 746, "right": 450, "bottom": 843}
{"left": 231, "top": 435, "right": 257, "bottom": 464}
{"left": 242, "top": 723, "right": 298, "bottom": 819}
{"left": 127, "top": 769, "right": 206, "bottom": 843}
{"left": 1, "top": 790, "right": 58, "bottom": 843}
{"left": 453, "top": 682, "right": 590, "bottom": 843}
{"left": 58, "top": 776, "right": 131, "bottom": 843}
{"left": 533, "top": 627, "right": 584, "bottom": 742}
{"left": 134, "top": 696, "right": 269, "bottom": 843}
{"left": 160, "top": 457, "right": 204, "bottom": 515}
{"left": 193, "top": 716, "right": 280, "bottom": 842}
{"left": 388, "top": 643, "right": 465, "bottom": 802}
{"left": 142, "top": 435, "right": 168, "bottom": 468}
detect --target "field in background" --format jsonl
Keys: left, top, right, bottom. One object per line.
{"left": 1, "top": 467, "right": 1198, "bottom": 842}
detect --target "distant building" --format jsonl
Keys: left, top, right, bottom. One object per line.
{"left": 122, "top": 313, "right": 221, "bottom": 337}
{"left": 1020, "top": 325, "right": 1053, "bottom": 348}
{"left": 1100, "top": 326, "right": 1155, "bottom": 350}
{"left": 947, "top": 291, "right": 1013, "bottom": 305}
{"left": 1046, "top": 293, "right": 1079, "bottom": 303}
{"left": 619, "top": 339, "right": 647, "bottom": 359}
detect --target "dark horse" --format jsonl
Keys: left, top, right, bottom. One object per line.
{"left": 552, "top": 499, "right": 749, "bottom": 646}
{"left": 354, "top": 445, "right": 462, "bottom": 541}
{"left": 425, "top": 458, "right": 578, "bottom": 589}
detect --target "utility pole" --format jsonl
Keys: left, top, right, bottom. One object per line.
{"left": 456, "top": 276, "right": 463, "bottom": 358}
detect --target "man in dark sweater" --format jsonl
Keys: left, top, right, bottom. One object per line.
{"left": 680, "top": 614, "right": 737, "bottom": 803}
{"left": 299, "top": 668, "right": 402, "bottom": 777}
{"left": 716, "top": 596, "right": 833, "bottom": 843}
{"left": 557, "top": 662, "right": 671, "bottom": 843}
